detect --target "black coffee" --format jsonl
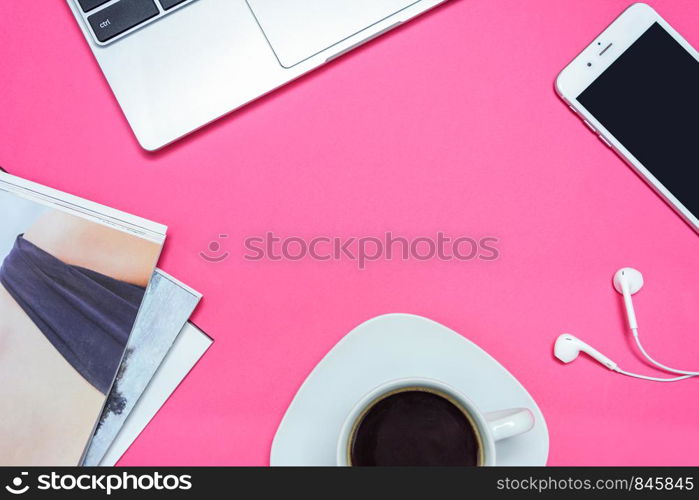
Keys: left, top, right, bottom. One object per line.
{"left": 349, "top": 389, "right": 481, "bottom": 466}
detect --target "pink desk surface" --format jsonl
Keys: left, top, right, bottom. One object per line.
{"left": 1, "top": 0, "right": 697, "bottom": 466}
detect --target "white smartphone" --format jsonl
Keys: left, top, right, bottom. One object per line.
{"left": 556, "top": 3, "right": 698, "bottom": 233}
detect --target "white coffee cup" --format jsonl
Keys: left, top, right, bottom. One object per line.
{"left": 337, "top": 378, "right": 534, "bottom": 466}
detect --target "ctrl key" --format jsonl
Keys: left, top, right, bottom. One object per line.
{"left": 88, "top": 0, "right": 159, "bottom": 43}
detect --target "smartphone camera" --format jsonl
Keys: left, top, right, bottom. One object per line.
{"left": 587, "top": 62, "right": 592, "bottom": 67}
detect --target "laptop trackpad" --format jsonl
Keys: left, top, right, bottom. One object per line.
{"left": 246, "top": 0, "right": 420, "bottom": 68}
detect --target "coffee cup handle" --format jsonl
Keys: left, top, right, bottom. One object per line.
{"left": 484, "top": 408, "right": 535, "bottom": 441}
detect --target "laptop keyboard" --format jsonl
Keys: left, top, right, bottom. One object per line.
{"left": 77, "top": 0, "right": 194, "bottom": 44}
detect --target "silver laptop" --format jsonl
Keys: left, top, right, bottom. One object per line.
{"left": 68, "top": 0, "right": 447, "bottom": 150}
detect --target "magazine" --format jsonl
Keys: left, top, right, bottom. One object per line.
{"left": 0, "top": 172, "right": 166, "bottom": 465}
{"left": 82, "top": 269, "right": 201, "bottom": 465}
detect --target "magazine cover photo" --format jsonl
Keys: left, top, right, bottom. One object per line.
{"left": 0, "top": 188, "right": 163, "bottom": 465}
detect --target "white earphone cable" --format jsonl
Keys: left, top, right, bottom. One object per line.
{"left": 555, "top": 267, "right": 697, "bottom": 383}
{"left": 632, "top": 328, "right": 699, "bottom": 376}
{"left": 613, "top": 367, "right": 694, "bottom": 382}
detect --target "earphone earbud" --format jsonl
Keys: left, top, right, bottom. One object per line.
{"left": 612, "top": 267, "right": 644, "bottom": 295}
{"left": 554, "top": 334, "right": 617, "bottom": 370}
{"left": 612, "top": 267, "right": 643, "bottom": 330}
{"left": 553, "top": 268, "right": 697, "bottom": 383}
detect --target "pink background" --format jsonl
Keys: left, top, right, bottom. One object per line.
{"left": 1, "top": 0, "right": 697, "bottom": 465}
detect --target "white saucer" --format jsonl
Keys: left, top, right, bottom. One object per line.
{"left": 271, "top": 313, "right": 549, "bottom": 465}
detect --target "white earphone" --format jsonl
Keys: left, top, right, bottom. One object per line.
{"left": 554, "top": 268, "right": 697, "bottom": 382}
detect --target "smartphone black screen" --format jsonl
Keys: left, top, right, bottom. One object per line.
{"left": 577, "top": 22, "right": 698, "bottom": 219}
